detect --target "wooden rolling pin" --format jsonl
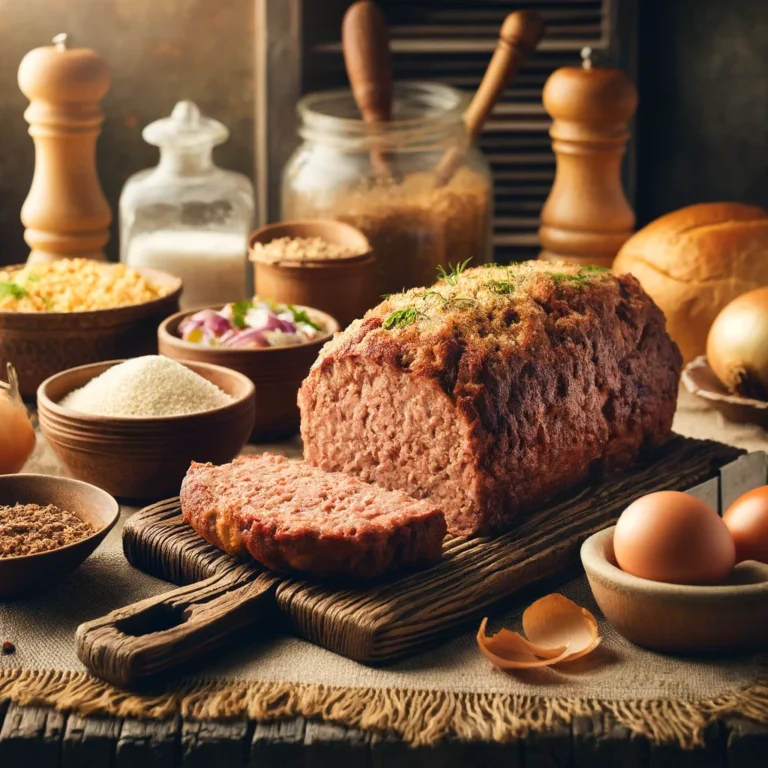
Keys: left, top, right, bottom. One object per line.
{"left": 435, "top": 11, "right": 545, "bottom": 186}
{"left": 342, "top": 0, "right": 393, "bottom": 177}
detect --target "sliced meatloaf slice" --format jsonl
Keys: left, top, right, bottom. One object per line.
{"left": 299, "top": 261, "right": 682, "bottom": 537}
{"left": 180, "top": 454, "right": 446, "bottom": 580}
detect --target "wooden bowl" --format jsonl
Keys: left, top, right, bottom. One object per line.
{"left": 249, "top": 220, "right": 375, "bottom": 329}
{"left": 36, "top": 359, "right": 255, "bottom": 500}
{"left": 0, "top": 265, "right": 182, "bottom": 398}
{"left": 682, "top": 355, "right": 768, "bottom": 428}
{"left": 0, "top": 474, "right": 119, "bottom": 598}
{"left": 158, "top": 305, "right": 339, "bottom": 442}
{"left": 581, "top": 526, "right": 768, "bottom": 653}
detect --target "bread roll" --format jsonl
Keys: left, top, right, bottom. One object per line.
{"left": 613, "top": 203, "right": 768, "bottom": 362}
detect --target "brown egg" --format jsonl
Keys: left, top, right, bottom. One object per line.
{"left": 613, "top": 491, "right": 735, "bottom": 585}
{"left": 724, "top": 486, "right": 768, "bottom": 564}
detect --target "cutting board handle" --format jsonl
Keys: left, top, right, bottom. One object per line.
{"left": 75, "top": 566, "right": 277, "bottom": 689}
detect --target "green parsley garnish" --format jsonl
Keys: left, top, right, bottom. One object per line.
{"left": 550, "top": 265, "right": 612, "bottom": 287}
{"left": 382, "top": 308, "right": 426, "bottom": 330}
{"left": 416, "top": 290, "right": 477, "bottom": 310}
{"left": 486, "top": 280, "right": 516, "bottom": 296}
{"left": 482, "top": 262, "right": 521, "bottom": 295}
{"left": 484, "top": 265, "right": 518, "bottom": 296}
{"left": 287, "top": 304, "right": 322, "bottom": 331}
{"left": 0, "top": 281, "right": 30, "bottom": 300}
{"left": 230, "top": 300, "right": 322, "bottom": 331}
{"left": 230, "top": 300, "right": 253, "bottom": 329}
{"left": 436, "top": 258, "right": 472, "bottom": 286}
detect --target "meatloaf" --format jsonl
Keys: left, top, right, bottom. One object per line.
{"left": 180, "top": 454, "right": 446, "bottom": 580}
{"left": 298, "top": 261, "right": 682, "bottom": 536}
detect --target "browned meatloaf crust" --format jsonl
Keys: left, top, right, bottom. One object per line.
{"left": 180, "top": 454, "right": 447, "bottom": 580}
{"left": 298, "top": 261, "right": 682, "bottom": 537}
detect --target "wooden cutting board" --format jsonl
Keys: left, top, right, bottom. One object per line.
{"left": 76, "top": 437, "right": 742, "bottom": 689}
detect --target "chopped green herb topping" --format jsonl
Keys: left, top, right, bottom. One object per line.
{"left": 550, "top": 265, "right": 612, "bottom": 286}
{"left": 231, "top": 300, "right": 322, "bottom": 331}
{"left": 230, "top": 300, "right": 252, "bottom": 329}
{"left": 0, "top": 282, "right": 30, "bottom": 300}
{"left": 382, "top": 308, "right": 426, "bottom": 330}
{"left": 418, "top": 290, "right": 477, "bottom": 309}
{"left": 486, "top": 280, "right": 516, "bottom": 295}
{"left": 287, "top": 304, "right": 322, "bottom": 331}
{"left": 483, "top": 264, "right": 518, "bottom": 296}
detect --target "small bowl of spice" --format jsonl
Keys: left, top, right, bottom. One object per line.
{"left": 0, "top": 473, "right": 119, "bottom": 598}
{"left": 37, "top": 355, "right": 255, "bottom": 500}
{"left": 159, "top": 301, "right": 338, "bottom": 442}
{"left": 249, "top": 220, "right": 375, "bottom": 328}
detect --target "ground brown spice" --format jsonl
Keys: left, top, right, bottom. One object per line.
{"left": 0, "top": 504, "right": 94, "bottom": 557}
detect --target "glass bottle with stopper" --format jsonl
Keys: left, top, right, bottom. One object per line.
{"left": 18, "top": 33, "right": 111, "bottom": 264}
{"left": 120, "top": 101, "right": 254, "bottom": 310}
{"left": 538, "top": 47, "right": 638, "bottom": 267}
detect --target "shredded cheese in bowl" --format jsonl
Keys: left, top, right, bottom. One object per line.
{"left": 0, "top": 259, "right": 173, "bottom": 313}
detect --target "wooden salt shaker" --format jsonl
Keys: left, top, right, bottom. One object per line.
{"left": 538, "top": 48, "right": 637, "bottom": 267}
{"left": 18, "top": 33, "right": 111, "bottom": 264}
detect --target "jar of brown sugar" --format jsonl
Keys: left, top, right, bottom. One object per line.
{"left": 282, "top": 83, "right": 493, "bottom": 297}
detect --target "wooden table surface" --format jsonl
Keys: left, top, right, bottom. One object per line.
{"left": 2, "top": 391, "right": 768, "bottom": 767}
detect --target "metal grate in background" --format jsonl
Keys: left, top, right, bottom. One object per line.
{"left": 301, "top": 0, "right": 615, "bottom": 263}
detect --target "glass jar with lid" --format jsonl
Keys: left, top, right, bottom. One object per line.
{"left": 282, "top": 83, "right": 493, "bottom": 296}
{"left": 120, "top": 100, "right": 254, "bottom": 310}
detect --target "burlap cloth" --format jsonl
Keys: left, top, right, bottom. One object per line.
{"left": 1, "top": 387, "right": 767, "bottom": 747}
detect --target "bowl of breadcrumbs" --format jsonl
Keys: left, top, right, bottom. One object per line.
{"left": 0, "top": 473, "right": 119, "bottom": 598}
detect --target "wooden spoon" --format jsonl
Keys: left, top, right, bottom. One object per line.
{"left": 434, "top": 10, "right": 545, "bottom": 186}
{"left": 342, "top": 0, "right": 393, "bottom": 176}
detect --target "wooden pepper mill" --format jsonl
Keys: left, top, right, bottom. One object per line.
{"left": 18, "top": 33, "right": 111, "bottom": 264}
{"left": 538, "top": 48, "right": 638, "bottom": 267}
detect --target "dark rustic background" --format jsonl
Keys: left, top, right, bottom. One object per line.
{"left": 0, "top": 0, "right": 765, "bottom": 267}
{"left": 634, "top": 0, "right": 768, "bottom": 224}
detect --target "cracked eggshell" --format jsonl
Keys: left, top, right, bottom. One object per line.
{"left": 477, "top": 595, "right": 601, "bottom": 670}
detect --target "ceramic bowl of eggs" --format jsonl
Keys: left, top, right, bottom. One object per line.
{"left": 581, "top": 487, "right": 768, "bottom": 653}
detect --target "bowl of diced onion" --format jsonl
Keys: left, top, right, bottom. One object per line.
{"left": 158, "top": 300, "right": 339, "bottom": 442}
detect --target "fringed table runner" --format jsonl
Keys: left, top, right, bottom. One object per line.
{"left": 1, "top": 389, "right": 767, "bottom": 749}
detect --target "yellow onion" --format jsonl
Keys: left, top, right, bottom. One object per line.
{"left": 0, "top": 364, "right": 36, "bottom": 474}
{"left": 707, "top": 286, "right": 768, "bottom": 400}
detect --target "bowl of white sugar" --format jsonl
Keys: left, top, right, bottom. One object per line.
{"left": 36, "top": 356, "right": 255, "bottom": 500}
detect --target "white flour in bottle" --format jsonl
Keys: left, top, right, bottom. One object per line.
{"left": 126, "top": 230, "right": 247, "bottom": 310}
